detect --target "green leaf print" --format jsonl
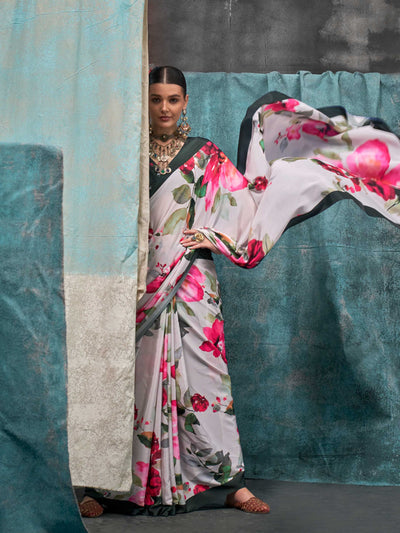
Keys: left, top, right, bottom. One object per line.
{"left": 313, "top": 148, "right": 342, "bottom": 160}
{"left": 281, "top": 157, "right": 307, "bottom": 163}
{"left": 185, "top": 412, "right": 200, "bottom": 433}
{"left": 213, "top": 452, "right": 232, "bottom": 483}
{"left": 195, "top": 447, "right": 213, "bottom": 457}
{"left": 132, "top": 473, "right": 143, "bottom": 487}
{"left": 183, "top": 388, "right": 193, "bottom": 408}
{"left": 262, "top": 233, "right": 274, "bottom": 254}
{"left": 173, "top": 184, "right": 191, "bottom": 204}
{"left": 187, "top": 198, "right": 196, "bottom": 229}
{"left": 205, "top": 312, "right": 217, "bottom": 323}
{"left": 194, "top": 175, "right": 207, "bottom": 198}
{"left": 197, "top": 152, "right": 207, "bottom": 169}
{"left": 224, "top": 400, "right": 235, "bottom": 415}
{"left": 178, "top": 300, "right": 195, "bottom": 317}
{"left": 226, "top": 192, "right": 237, "bottom": 207}
{"left": 211, "top": 188, "right": 222, "bottom": 214}
{"left": 386, "top": 198, "right": 400, "bottom": 214}
{"left": 205, "top": 455, "right": 220, "bottom": 466}
{"left": 205, "top": 271, "right": 217, "bottom": 293}
{"left": 259, "top": 138, "right": 265, "bottom": 152}
{"left": 181, "top": 170, "right": 194, "bottom": 183}
{"left": 220, "top": 374, "right": 232, "bottom": 391}
{"left": 342, "top": 132, "right": 353, "bottom": 150}
{"left": 163, "top": 208, "right": 187, "bottom": 235}
{"left": 137, "top": 433, "right": 152, "bottom": 448}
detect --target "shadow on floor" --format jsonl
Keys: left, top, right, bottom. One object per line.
{"left": 83, "top": 478, "right": 400, "bottom": 533}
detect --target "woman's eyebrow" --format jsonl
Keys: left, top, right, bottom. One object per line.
{"left": 149, "top": 93, "right": 181, "bottom": 97}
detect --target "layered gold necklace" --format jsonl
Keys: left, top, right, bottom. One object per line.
{"left": 149, "top": 133, "right": 185, "bottom": 175}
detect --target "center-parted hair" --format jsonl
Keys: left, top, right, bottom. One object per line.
{"left": 149, "top": 66, "right": 187, "bottom": 96}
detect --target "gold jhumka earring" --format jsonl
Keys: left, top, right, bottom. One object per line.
{"left": 177, "top": 109, "right": 191, "bottom": 139}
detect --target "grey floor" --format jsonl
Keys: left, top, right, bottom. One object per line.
{"left": 83, "top": 479, "right": 400, "bottom": 533}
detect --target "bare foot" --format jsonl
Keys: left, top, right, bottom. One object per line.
{"left": 225, "top": 487, "right": 270, "bottom": 514}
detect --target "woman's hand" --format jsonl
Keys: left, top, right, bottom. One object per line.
{"left": 180, "top": 229, "right": 221, "bottom": 254}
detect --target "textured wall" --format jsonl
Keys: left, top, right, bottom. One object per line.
{"left": 149, "top": 0, "right": 400, "bottom": 73}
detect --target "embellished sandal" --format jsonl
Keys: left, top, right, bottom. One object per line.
{"left": 229, "top": 496, "right": 270, "bottom": 514}
{"left": 79, "top": 497, "right": 104, "bottom": 518}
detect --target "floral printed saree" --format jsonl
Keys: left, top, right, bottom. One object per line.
{"left": 91, "top": 93, "right": 400, "bottom": 515}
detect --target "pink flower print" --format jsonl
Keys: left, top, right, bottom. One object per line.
{"left": 162, "top": 386, "right": 168, "bottom": 407}
{"left": 234, "top": 239, "right": 266, "bottom": 269}
{"left": 146, "top": 274, "right": 166, "bottom": 293}
{"left": 301, "top": 120, "right": 337, "bottom": 140}
{"left": 312, "top": 159, "right": 363, "bottom": 193}
{"left": 200, "top": 141, "right": 214, "bottom": 156}
{"left": 347, "top": 139, "right": 400, "bottom": 201}
{"left": 263, "top": 99, "right": 300, "bottom": 113}
{"left": 191, "top": 393, "right": 209, "bottom": 412}
{"left": 129, "top": 460, "right": 150, "bottom": 504}
{"left": 253, "top": 176, "right": 268, "bottom": 191}
{"left": 136, "top": 308, "right": 146, "bottom": 324}
{"left": 200, "top": 319, "right": 227, "bottom": 363}
{"left": 172, "top": 435, "right": 180, "bottom": 460}
{"left": 171, "top": 400, "right": 180, "bottom": 459}
{"left": 147, "top": 254, "right": 184, "bottom": 294}
{"left": 150, "top": 434, "right": 162, "bottom": 462}
{"left": 202, "top": 144, "right": 247, "bottom": 211}
{"left": 181, "top": 157, "right": 195, "bottom": 174}
{"left": 171, "top": 400, "right": 178, "bottom": 433}
{"left": 145, "top": 467, "right": 162, "bottom": 501}
{"left": 193, "top": 484, "right": 209, "bottom": 495}
{"left": 177, "top": 265, "right": 205, "bottom": 302}
{"left": 286, "top": 124, "right": 301, "bottom": 140}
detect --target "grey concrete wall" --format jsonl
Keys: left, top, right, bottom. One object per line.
{"left": 149, "top": 0, "right": 400, "bottom": 73}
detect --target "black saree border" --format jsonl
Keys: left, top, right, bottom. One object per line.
{"left": 150, "top": 136, "right": 209, "bottom": 197}
{"left": 285, "top": 189, "right": 400, "bottom": 233}
{"left": 85, "top": 471, "right": 245, "bottom": 516}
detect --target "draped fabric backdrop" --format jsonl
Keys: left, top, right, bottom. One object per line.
{"left": 1, "top": 12, "right": 399, "bottom": 532}
{"left": 0, "top": 1, "right": 148, "bottom": 531}
{"left": 185, "top": 71, "right": 400, "bottom": 486}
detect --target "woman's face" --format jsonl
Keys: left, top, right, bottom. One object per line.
{"left": 149, "top": 83, "right": 189, "bottom": 136}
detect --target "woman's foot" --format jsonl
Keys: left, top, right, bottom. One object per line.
{"left": 225, "top": 487, "right": 270, "bottom": 514}
{"left": 79, "top": 496, "right": 104, "bottom": 518}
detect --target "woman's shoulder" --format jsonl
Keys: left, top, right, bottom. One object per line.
{"left": 183, "top": 137, "right": 214, "bottom": 157}
{"left": 187, "top": 136, "right": 211, "bottom": 148}
{"left": 186, "top": 137, "right": 224, "bottom": 154}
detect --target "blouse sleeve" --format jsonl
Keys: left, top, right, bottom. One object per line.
{"left": 188, "top": 140, "right": 270, "bottom": 269}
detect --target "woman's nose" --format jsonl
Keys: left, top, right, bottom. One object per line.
{"left": 161, "top": 100, "right": 168, "bottom": 112}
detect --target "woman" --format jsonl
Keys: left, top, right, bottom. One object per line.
{"left": 79, "top": 66, "right": 270, "bottom": 517}
{"left": 80, "top": 67, "right": 400, "bottom": 518}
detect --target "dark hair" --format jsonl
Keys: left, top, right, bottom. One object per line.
{"left": 149, "top": 66, "right": 187, "bottom": 96}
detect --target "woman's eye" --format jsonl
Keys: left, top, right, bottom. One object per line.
{"left": 151, "top": 97, "right": 160, "bottom": 103}
{"left": 170, "top": 98, "right": 178, "bottom": 103}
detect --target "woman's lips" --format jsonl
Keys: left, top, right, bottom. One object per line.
{"left": 160, "top": 116, "right": 171, "bottom": 121}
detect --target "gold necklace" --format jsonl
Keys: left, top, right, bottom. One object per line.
{"left": 149, "top": 136, "right": 185, "bottom": 175}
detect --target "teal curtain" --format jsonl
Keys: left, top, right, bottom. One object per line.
{"left": 0, "top": 1, "right": 146, "bottom": 530}
{"left": 186, "top": 71, "right": 400, "bottom": 485}
{"left": 0, "top": 144, "right": 85, "bottom": 532}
